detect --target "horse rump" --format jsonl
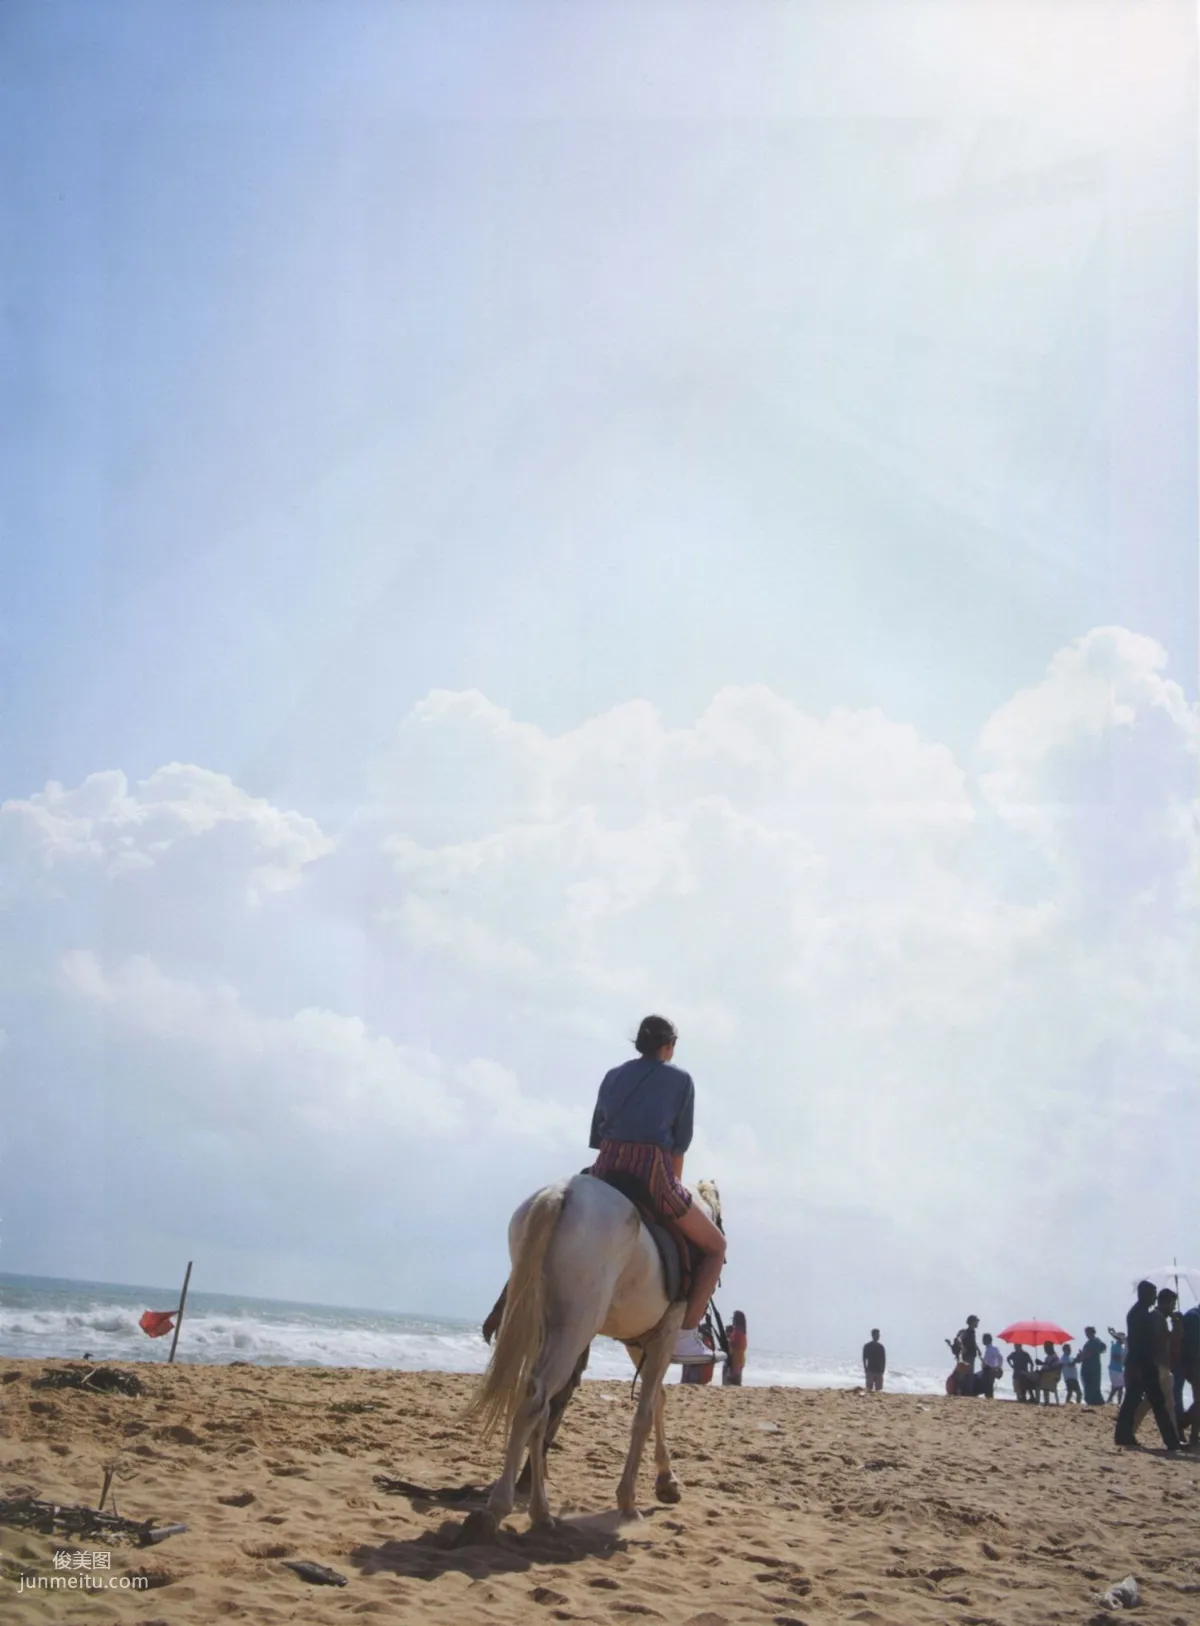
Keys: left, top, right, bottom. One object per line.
{"left": 465, "top": 1182, "right": 567, "bottom": 1443}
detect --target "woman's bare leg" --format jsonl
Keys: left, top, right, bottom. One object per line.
{"left": 672, "top": 1202, "right": 726, "bottom": 1329}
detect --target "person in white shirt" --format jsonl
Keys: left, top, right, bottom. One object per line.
{"left": 979, "top": 1332, "right": 1003, "bottom": 1398}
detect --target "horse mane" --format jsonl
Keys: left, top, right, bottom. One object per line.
{"left": 695, "top": 1178, "right": 722, "bottom": 1229}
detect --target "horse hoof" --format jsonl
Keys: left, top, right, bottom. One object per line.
{"left": 654, "top": 1476, "right": 682, "bottom": 1504}
{"left": 454, "top": 1509, "right": 498, "bottom": 1547}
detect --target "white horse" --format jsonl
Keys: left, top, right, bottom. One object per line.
{"left": 467, "top": 1172, "right": 721, "bottom": 1530}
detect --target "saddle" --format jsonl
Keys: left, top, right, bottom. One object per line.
{"left": 586, "top": 1169, "right": 695, "bottom": 1305}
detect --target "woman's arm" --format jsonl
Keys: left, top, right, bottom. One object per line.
{"left": 670, "top": 1077, "right": 694, "bottom": 1183}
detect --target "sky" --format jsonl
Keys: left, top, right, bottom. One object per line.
{"left": 1, "top": 1, "right": 1197, "bottom": 1365}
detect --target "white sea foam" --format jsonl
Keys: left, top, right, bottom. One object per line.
{"left": 0, "top": 1274, "right": 948, "bottom": 1393}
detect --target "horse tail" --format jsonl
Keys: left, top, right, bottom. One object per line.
{"left": 467, "top": 1183, "right": 567, "bottom": 1443}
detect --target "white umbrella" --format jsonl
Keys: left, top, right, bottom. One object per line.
{"left": 1137, "top": 1265, "right": 1200, "bottom": 1303}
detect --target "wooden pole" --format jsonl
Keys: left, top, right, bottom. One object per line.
{"left": 167, "top": 1261, "right": 193, "bottom": 1365}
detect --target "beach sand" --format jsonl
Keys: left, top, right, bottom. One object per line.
{"left": 3, "top": 1358, "right": 1199, "bottom": 1624}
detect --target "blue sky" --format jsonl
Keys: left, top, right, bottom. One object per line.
{"left": 1, "top": 2, "right": 1196, "bottom": 1358}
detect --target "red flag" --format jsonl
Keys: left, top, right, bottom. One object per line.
{"left": 139, "top": 1310, "right": 176, "bottom": 1338}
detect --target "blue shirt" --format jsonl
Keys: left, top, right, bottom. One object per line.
{"left": 1078, "top": 1336, "right": 1105, "bottom": 1371}
{"left": 589, "top": 1057, "right": 695, "bottom": 1155}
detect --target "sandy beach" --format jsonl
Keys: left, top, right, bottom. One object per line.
{"left": 3, "top": 1358, "right": 1199, "bottom": 1625}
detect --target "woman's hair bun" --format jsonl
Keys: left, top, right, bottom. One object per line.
{"left": 634, "top": 1014, "right": 677, "bottom": 1056}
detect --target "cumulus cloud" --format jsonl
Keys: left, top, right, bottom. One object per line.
{"left": 354, "top": 649, "right": 1199, "bottom": 1269}
{"left": 2, "top": 627, "right": 1196, "bottom": 1344}
{"left": 364, "top": 686, "right": 1043, "bottom": 1066}
{"left": 365, "top": 685, "right": 991, "bottom": 1037}
{"left": 61, "top": 948, "right": 577, "bottom": 1148}
{"left": 979, "top": 627, "right": 1198, "bottom": 882}
{"left": 1, "top": 765, "right": 333, "bottom": 902}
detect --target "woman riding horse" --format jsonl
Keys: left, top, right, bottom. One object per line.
{"left": 469, "top": 1018, "right": 728, "bottom": 1525}
{"left": 589, "top": 1014, "right": 726, "bottom": 1365}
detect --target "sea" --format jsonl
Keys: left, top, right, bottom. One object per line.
{"left": 0, "top": 1273, "right": 947, "bottom": 1394}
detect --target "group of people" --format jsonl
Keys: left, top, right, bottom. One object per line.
{"left": 939, "top": 1291, "right": 1200, "bottom": 1448}
{"left": 487, "top": 1016, "right": 1200, "bottom": 1449}
{"left": 1112, "top": 1281, "right": 1200, "bottom": 1452}
{"left": 943, "top": 1317, "right": 1007, "bottom": 1396}
{"left": 1003, "top": 1330, "right": 1111, "bottom": 1404}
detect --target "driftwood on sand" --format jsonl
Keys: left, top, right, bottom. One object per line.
{"left": 283, "top": 1560, "right": 348, "bottom": 1586}
{"left": 0, "top": 1496, "right": 185, "bottom": 1547}
{"left": 32, "top": 1367, "right": 145, "bottom": 1398}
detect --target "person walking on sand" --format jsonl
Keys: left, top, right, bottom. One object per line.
{"left": 722, "top": 1310, "right": 748, "bottom": 1385}
{"left": 863, "top": 1329, "right": 886, "bottom": 1392}
{"left": 1077, "top": 1327, "right": 1106, "bottom": 1406}
{"left": 1132, "top": 1287, "right": 1181, "bottom": 1440}
{"left": 589, "top": 1015, "right": 726, "bottom": 1366}
{"left": 1114, "top": 1281, "right": 1180, "bottom": 1451}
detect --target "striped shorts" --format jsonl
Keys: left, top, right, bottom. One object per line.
{"left": 590, "top": 1139, "right": 693, "bottom": 1222}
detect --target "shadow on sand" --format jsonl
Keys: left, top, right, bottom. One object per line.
{"left": 351, "top": 1501, "right": 658, "bottom": 1582}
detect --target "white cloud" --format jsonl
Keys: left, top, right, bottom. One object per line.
{"left": 353, "top": 654, "right": 1199, "bottom": 1250}
{"left": 60, "top": 948, "right": 577, "bottom": 1148}
{"left": 1, "top": 765, "right": 333, "bottom": 902}
{"left": 362, "top": 686, "right": 1039, "bottom": 1073}
{"left": 979, "top": 626, "right": 1199, "bottom": 869}
{"left": 3, "top": 628, "right": 1197, "bottom": 1345}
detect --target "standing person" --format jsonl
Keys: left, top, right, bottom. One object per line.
{"left": 1007, "top": 1342, "right": 1035, "bottom": 1402}
{"left": 1077, "top": 1327, "right": 1106, "bottom": 1406}
{"left": 680, "top": 1321, "right": 717, "bottom": 1386}
{"left": 979, "top": 1333, "right": 1003, "bottom": 1397}
{"left": 722, "top": 1310, "right": 747, "bottom": 1385}
{"left": 1165, "top": 1298, "right": 1186, "bottom": 1423}
{"left": 1178, "top": 1305, "right": 1200, "bottom": 1446}
{"left": 1107, "top": 1328, "right": 1127, "bottom": 1405}
{"left": 947, "top": 1315, "right": 981, "bottom": 1395}
{"left": 1036, "top": 1341, "right": 1062, "bottom": 1404}
{"left": 1133, "top": 1288, "right": 1180, "bottom": 1439}
{"left": 1060, "top": 1344, "right": 1083, "bottom": 1403}
{"left": 1114, "top": 1281, "right": 1180, "bottom": 1450}
{"left": 589, "top": 1015, "right": 727, "bottom": 1365}
{"left": 862, "top": 1328, "right": 886, "bottom": 1392}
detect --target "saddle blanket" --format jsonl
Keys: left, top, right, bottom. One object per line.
{"left": 585, "top": 1169, "right": 695, "bottom": 1305}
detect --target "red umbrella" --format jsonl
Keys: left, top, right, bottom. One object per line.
{"left": 998, "top": 1320, "right": 1072, "bottom": 1346}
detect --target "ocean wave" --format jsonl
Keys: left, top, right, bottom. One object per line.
{"left": 0, "top": 1278, "right": 948, "bottom": 1393}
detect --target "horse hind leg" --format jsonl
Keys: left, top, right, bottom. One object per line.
{"left": 486, "top": 1391, "right": 541, "bottom": 1524}
{"left": 517, "top": 1344, "right": 590, "bottom": 1495}
{"left": 490, "top": 1330, "right": 592, "bottom": 1528}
